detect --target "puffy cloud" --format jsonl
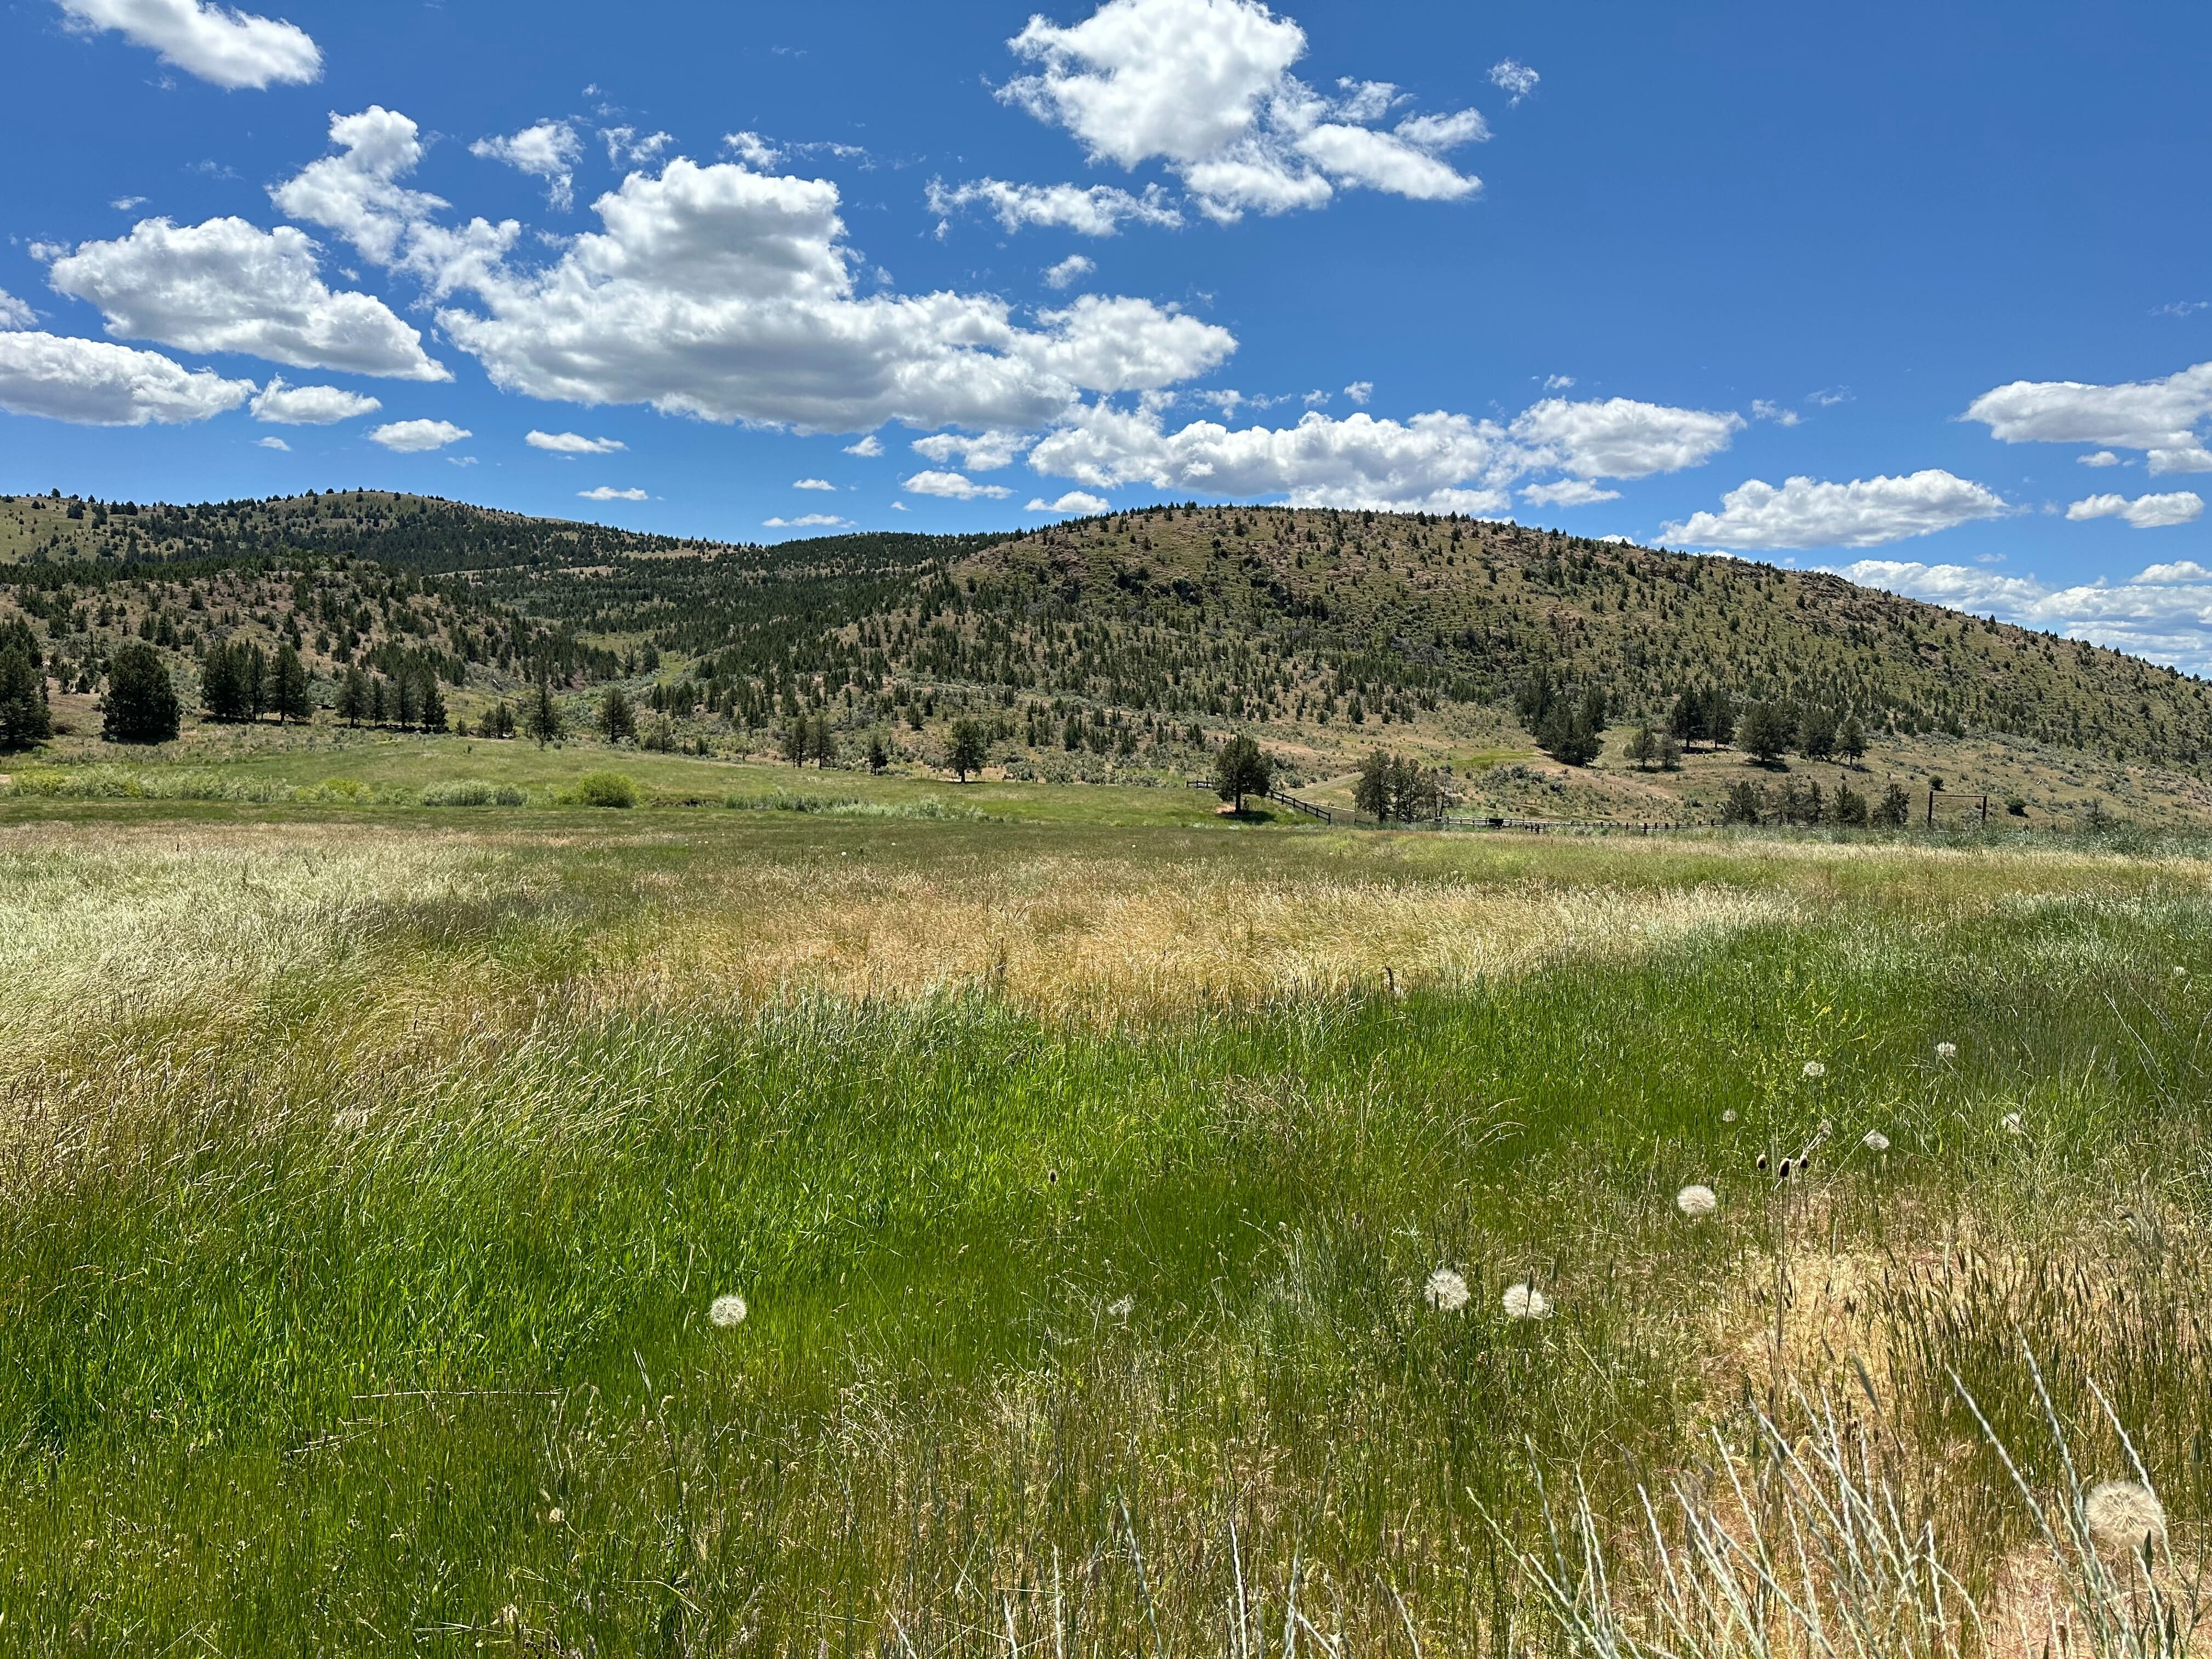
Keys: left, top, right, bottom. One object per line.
{"left": 1044, "top": 254, "right": 1096, "bottom": 289}
{"left": 526, "top": 429, "right": 625, "bottom": 454}
{"left": 724, "top": 131, "right": 782, "bottom": 168}
{"left": 0, "top": 289, "right": 35, "bottom": 330}
{"left": 250, "top": 377, "right": 380, "bottom": 423}
{"left": 1028, "top": 490, "right": 1110, "bottom": 513}
{"left": 255, "top": 435, "right": 288, "bottom": 449}
{"left": 1028, "top": 403, "right": 1511, "bottom": 511}
{"left": 999, "top": 0, "right": 1483, "bottom": 221}
{"left": 472, "top": 121, "right": 584, "bottom": 212}
{"left": 1341, "top": 379, "right": 1371, "bottom": 405}
{"left": 1660, "top": 470, "right": 2008, "bottom": 550}
{"left": 1963, "top": 361, "right": 2212, "bottom": 474}
{"left": 1521, "top": 478, "right": 1620, "bottom": 508}
{"left": 793, "top": 477, "right": 836, "bottom": 490}
{"left": 928, "top": 178, "right": 1181, "bottom": 235}
{"left": 1835, "top": 556, "right": 2212, "bottom": 672}
{"left": 905, "top": 470, "right": 1014, "bottom": 499}
{"left": 367, "top": 417, "right": 470, "bottom": 452}
{"left": 1027, "top": 391, "right": 1739, "bottom": 511}
{"left": 2078, "top": 450, "right": 2121, "bottom": 466}
{"left": 580, "top": 486, "right": 648, "bottom": 501}
{"left": 0, "top": 330, "right": 254, "bottom": 425}
{"left": 1488, "top": 59, "right": 1539, "bottom": 103}
{"left": 272, "top": 108, "right": 520, "bottom": 297}
{"left": 764, "top": 512, "right": 849, "bottom": 527}
{"left": 1751, "top": 398, "right": 1800, "bottom": 426}
{"left": 57, "top": 0, "right": 319, "bottom": 89}
{"left": 46, "top": 217, "right": 447, "bottom": 380}
{"left": 844, "top": 433, "right": 884, "bottom": 456}
{"left": 1509, "top": 397, "right": 1742, "bottom": 480}
{"left": 911, "top": 428, "right": 1030, "bottom": 471}
{"left": 2066, "top": 490, "right": 2204, "bottom": 528}
{"left": 602, "top": 127, "right": 673, "bottom": 167}
{"left": 422, "top": 156, "right": 1235, "bottom": 431}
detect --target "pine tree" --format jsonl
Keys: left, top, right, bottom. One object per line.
{"left": 1838, "top": 713, "right": 1866, "bottom": 764}
{"left": 523, "top": 674, "right": 563, "bottom": 747}
{"left": 419, "top": 674, "right": 448, "bottom": 732}
{"left": 599, "top": 685, "right": 636, "bottom": 743}
{"left": 103, "top": 643, "right": 180, "bottom": 744}
{"left": 1624, "top": 722, "right": 1656, "bottom": 769}
{"left": 0, "top": 640, "right": 52, "bottom": 749}
{"left": 200, "top": 642, "right": 245, "bottom": 722}
{"left": 946, "top": 718, "right": 987, "bottom": 782}
{"left": 1738, "top": 700, "right": 1794, "bottom": 764}
{"left": 272, "top": 644, "right": 311, "bottom": 724}
{"left": 1213, "top": 733, "right": 1272, "bottom": 812}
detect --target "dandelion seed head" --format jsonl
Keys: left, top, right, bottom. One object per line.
{"left": 1863, "top": 1130, "right": 1891, "bottom": 1153}
{"left": 1677, "top": 1184, "right": 1719, "bottom": 1218}
{"left": 709, "top": 1293, "right": 748, "bottom": 1327}
{"left": 2086, "top": 1481, "right": 2166, "bottom": 1551}
{"left": 1935, "top": 1042, "right": 1957, "bottom": 1059}
{"left": 1423, "top": 1267, "right": 1470, "bottom": 1312}
{"left": 2172, "top": 966, "right": 2188, "bottom": 979}
{"left": 1722, "top": 1109, "right": 1738, "bottom": 1123}
{"left": 2001, "top": 1112, "right": 2024, "bottom": 1136}
{"left": 1502, "top": 1282, "right": 1551, "bottom": 1320}
{"left": 546, "top": 1507, "right": 564, "bottom": 1525}
{"left": 1107, "top": 1295, "right": 1133, "bottom": 1321}
{"left": 1802, "top": 1061, "right": 1827, "bottom": 1079}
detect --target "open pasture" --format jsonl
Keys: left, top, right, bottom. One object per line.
{"left": 2, "top": 802, "right": 2209, "bottom": 1655}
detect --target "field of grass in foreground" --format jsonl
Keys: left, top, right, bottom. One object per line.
{"left": 2, "top": 809, "right": 2210, "bottom": 1655}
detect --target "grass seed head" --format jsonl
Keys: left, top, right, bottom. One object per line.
{"left": 1722, "top": 1109, "right": 1738, "bottom": 1122}
{"left": 1863, "top": 1130, "right": 1891, "bottom": 1153}
{"left": 1677, "top": 1184, "right": 1719, "bottom": 1218}
{"left": 2002, "top": 1112, "right": 2024, "bottom": 1136}
{"left": 1802, "top": 1060, "right": 1827, "bottom": 1079}
{"left": 1423, "top": 1267, "right": 1470, "bottom": 1312}
{"left": 1502, "top": 1282, "right": 1551, "bottom": 1320}
{"left": 2085, "top": 1481, "right": 2166, "bottom": 1552}
{"left": 709, "top": 1293, "right": 748, "bottom": 1328}
{"left": 1936, "top": 1041, "right": 1957, "bottom": 1059}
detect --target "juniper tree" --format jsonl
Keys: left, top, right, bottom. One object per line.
{"left": 599, "top": 685, "right": 636, "bottom": 743}
{"left": 523, "top": 675, "right": 563, "bottom": 747}
{"left": 0, "top": 637, "right": 51, "bottom": 749}
{"left": 417, "top": 673, "right": 447, "bottom": 733}
{"left": 946, "top": 717, "right": 987, "bottom": 782}
{"left": 1738, "top": 700, "right": 1794, "bottom": 764}
{"left": 1213, "top": 732, "right": 1272, "bottom": 812}
{"left": 102, "top": 643, "right": 179, "bottom": 744}
{"left": 271, "top": 644, "right": 311, "bottom": 724}
{"left": 1838, "top": 713, "right": 1866, "bottom": 764}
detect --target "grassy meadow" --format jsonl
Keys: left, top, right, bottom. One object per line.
{"left": 3, "top": 769, "right": 2211, "bottom": 1655}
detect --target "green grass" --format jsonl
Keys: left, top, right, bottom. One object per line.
{"left": 2, "top": 809, "right": 2209, "bottom": 1654}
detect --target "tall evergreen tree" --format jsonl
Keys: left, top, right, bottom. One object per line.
{"left": 272, "top": 644, "right": 311, "bottom": 724}
{"left": 523, "top": 674, "right": 563, "bottom": 747}
{"left": 0, "top": 639, "right": 52, "bottom": 750}
{"left": 946, "top": 717, "right": 986, "bottom": 781}
{"left": 418, "top": 673, "right": 448, "bottom": 732}
{"left": 337, "top": 665, "right": 368, "bottom": 727}
{"left": 600, "top": 685, "right": 636, "bottom": 743}
{"left": 1213, "top": 733, "right": 1273, "bottom": 812}
{"left": 201, "top": 643, "right": 247, "bottom": 722}
{"left": 103, "top": 643, "right": 179, "bottom": 744}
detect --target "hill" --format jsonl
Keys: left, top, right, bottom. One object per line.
{"left": 3, "top": 486, "right": 2209, "bottom": 827}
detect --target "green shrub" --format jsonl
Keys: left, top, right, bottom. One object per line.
{"left": 566, "top": 771, "right": 638, "bottom": 809}
{"left": 422, "top": 780, "right": 497, "bottom": 807}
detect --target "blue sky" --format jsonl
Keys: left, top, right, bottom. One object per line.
{"left": 5, "top": 0, "right": 2212, "bottom": 662}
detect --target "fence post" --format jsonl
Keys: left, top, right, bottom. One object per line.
{"left": 1926, "top": 790, "right": 1935, "bottom": 828}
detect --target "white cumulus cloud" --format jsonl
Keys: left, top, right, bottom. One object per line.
{"left": 1660, "top": 470, "right": 2009, "bottom": 550}
{"left": 1045, "top": 254, "right": 1096, "bottom": 289}
{"left": 1488, "top": 59, "right": 1539, "bottom": 103}
{"left": 368, "top": 417, "right": 470, "bottom": 452}
{"left": 526, "top": 429, "right": 625, "bottom": 454}
{"left": 2066, "top": 490, "right": 2204, "bottom": 528}
{"left": 1521, "top": 478, "right": 1620, "bottom": 508}
{"left": 905, "top": 470, "right": 1014, "bottom": 500}
{"left": 57, "top": 0, "right": 320, "bottom": 89}
{"left": 928, "top": 178, "right": 1181, "bottom": 236}
{"left": 472, "top": 121, "right": 584, "bottom": 211}
{"left": 911, "top": 429, "right": 1030, "bottom": 471}
{"left": 44, "top": 216, "right": 447, "bottom": 380}
{"left": 1965, "top": 360, "right": 2212, "bottom": 475}
{"left": 1509, "top": 397, "right": 1743, "bottom": 479}
{"left": 764, "top": 512, "right": 849, "bottom": 527}
{"left": 1834, "top": 556, "right": 2212, "bottom": 672}
{"left": 0, "top": 330, "right": 255, "bottom": 425}
{"left": 0, "top": 289, "right": 35, "bottom": 330}
{"left": 580, "top": 486, "right": 649, "bottom": 501}
{"left": 1028, "top": 490, "right": 1111, "bottom": 513}
{"left": 793, "top": 477, "right": 836, "bottom": 490}
{"left": 250, "top": 377, "right": 380, "bottom": 424}
{"left": 844, "top": 433, "right": 884, "bottom": 456}
{"left": 999, "top": 0, "right": 1486, "bottom": 221}
{"left": 255, "top": 435, "right": 288, "bottom": 449}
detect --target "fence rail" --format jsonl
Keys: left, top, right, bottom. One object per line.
{"left": 1187, "top": 780, "right": 1687, "bottom": 835}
